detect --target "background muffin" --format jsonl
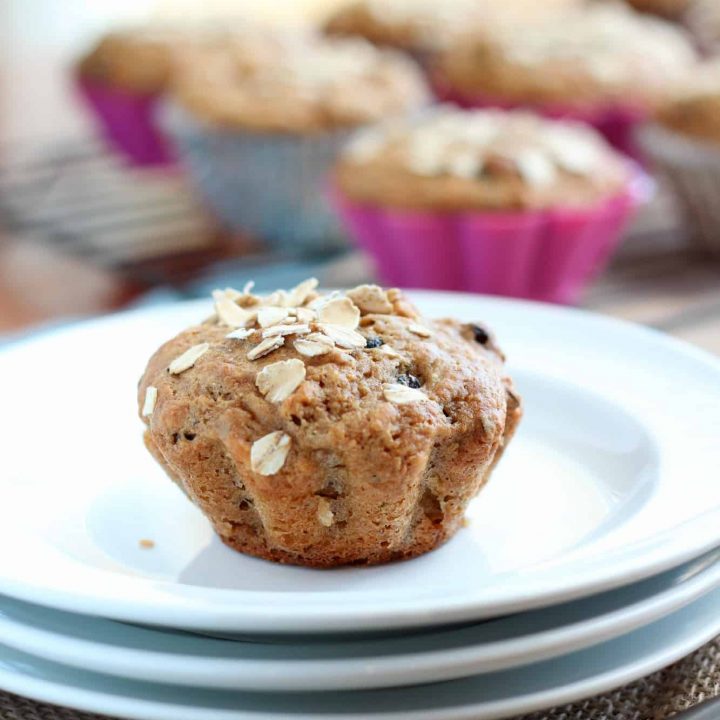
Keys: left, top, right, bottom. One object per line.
{"left": 333, "top": 106, "right": 642, "bottom": 302}
{"left": 433, "top": 4, "right": 698, "bottom": 157}
{"left": 163, "top": 30, "right": 428, "bottom": 254}
{"left": 138, "top": 280, "right": 521, "bottom": 567}
{"left": 323, "top": 0, "right": 581, "bottom": 60}
{"left": 76, "top": 26, "right": 212, "bottom": 165}
{"left": 639, "top": 61, "right": 720, "bottom": 255}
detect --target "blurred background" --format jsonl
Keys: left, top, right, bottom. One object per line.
{"left": 3, "top": 0, "right": 720, "bottom": 354}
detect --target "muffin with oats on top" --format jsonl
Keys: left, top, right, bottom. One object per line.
{"left": 432, "top": 3, "right": 698, "bottom": 158}
{"left": 138, "top": 279, "right": 521, "bottom": 567}
{"left": 163, "top": 31, "right": 429, "bottom": 254}
{"left": 332, "top": 106, "right": 644, "bottom": 303}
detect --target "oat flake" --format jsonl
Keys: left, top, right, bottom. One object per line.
{"left": 247, "top": 335, "right": 285, "bottom": 360}
{"left": 408, "top": 323, "right": 432, "bottom": 338}
{"left": 346, "top": 284, "right": 393, "bottom": 314}
{"left": 318, "top": 324, "right": 366, "bottom": 349}
{"left": 169, "top": 343, "right": 210, "bottom": 375}
{"left": 294, "top": 333, "right": 335, "bottom": 357}
{"left": 383, "top": 382, "right": 430, "bottom": 404}
{"left": 317, "top": 498, "right": 335, "bottom": 527}
{"left": 317, "top": 297, "right": 360, "bottom": 329}
{"left": 251, "top": 431, "right": 291, "bottom": 476}
{"left": 255, "top": 359, "right": 306, "bottom": 403}
{"left": 262, "top": 323, "right": 311, "bottom": 338}
{"left": 142, "top": 386, "right": 158, "bottom": 416}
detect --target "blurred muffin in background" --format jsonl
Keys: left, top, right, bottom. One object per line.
{"left": 332, "top": 106, "right": 643, "bottom": 304}
{"left": 686, "top": 0, "right": 720, "bottom": 53}
{"left": 624, "top": 0, "right": 691, "bottom": 20}
{"left": 433, "top": 4, "right": 698, "bottom": 158}
{"left": 76, "top": 26, "right": 225, "bottom": 165}
{"left": 639, "top": 61, "right": 720, "bottom": 255}
{"left": 323, "top": 0, "right": 581, "bottom": 62}
{"left": 164, "top": 31, "right": 429, "bottom": 254}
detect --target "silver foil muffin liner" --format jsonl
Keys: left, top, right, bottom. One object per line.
{"left": 161, "top": 104, "right": 349, "bottom": 256}
{"left": 638, "top": 123, "right": 720, "bottom": 256}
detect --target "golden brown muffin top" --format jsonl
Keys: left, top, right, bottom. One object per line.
{"left": 335, "top": 106, "right": 630, "bottom": 211}
{"left": 170, "top": 31, "right": 429, "bottom": 134}
{"left": 436, "top": 4, "right": 698, "bottom": 111}
{"left": 324, "top": 0, "right": 581, "bottom": 54}
{"left": 656, "top": 61, "right": 720, "bottom": 145}
{"left": 77, "top": 26, "right": 226, "bottom": 95}
{"left": 139, "top": 279, "right": 510, "bottom": 482}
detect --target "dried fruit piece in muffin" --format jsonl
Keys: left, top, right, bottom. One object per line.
{"left": 138, "top": 280, "right": 522, "bottom": 567}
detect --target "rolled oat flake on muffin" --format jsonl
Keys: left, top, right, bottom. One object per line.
{"left": 317, "top": 297, "right": 361, "bottom": 328}
{"left": 383, "top": 382, "right": 431, "bottom": 404}
{"left": 247, "top": 335, "right": 285, "bottom": 360}
{"left": 142, "top": 386, "right": 157, "bottom": 416}
{"left": 294, "top": 333, "right": 335, "bottom": 357}
{"left": 251, "top": 431, "right": 292, "bottom": 476}
{"left": 255, "top": 359, "right": 306, "bottom": 404}
{"left": 318, "top": 323, "right": 367, "bottom": 349}
{"left": 168, "top": 343, "right": 209, "bottom": 375}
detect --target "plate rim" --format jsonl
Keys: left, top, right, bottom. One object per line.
{"left": 2, "top": 291, "right": 720, "bottom": 631}
{"left": 0, "top": 584, "right": 719, "bottom": 719}
{"left": 1, "top": 550, "right": 720, "bottom": 691}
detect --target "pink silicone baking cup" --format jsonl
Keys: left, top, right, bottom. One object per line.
{"left": 76, "top": 77, "right": 175, "bottom": 166}
{"left": 431, "top": 73, "right": 648, "bottom": 162}
{"left": 332, "top": 178, "right": 645, "bottom": 305}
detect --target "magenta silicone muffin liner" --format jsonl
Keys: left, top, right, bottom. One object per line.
{"left": 332, "top": 177, "right": 646, "bottom": 304}
{"left": 431, "top": 74, "right": 648, "bottom": 163}
{"left": 76, "top": 77, "right": 175, "bottom": 166}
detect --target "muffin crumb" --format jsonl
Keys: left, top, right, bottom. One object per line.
{"left": 139, "top": 539, "right": 155, "bottom": 549}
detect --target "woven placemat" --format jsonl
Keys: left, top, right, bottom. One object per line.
{"left": 1, "top": 636, "right": 719, "bottom": 720}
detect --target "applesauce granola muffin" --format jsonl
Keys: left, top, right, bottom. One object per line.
{"left": 77, "top": 27, "right": 198, "bottom": 96}
{"left": 138, "top": 280, "right": 521, "bottom": 567}
{"left": 336, "top": 107, "right": 631, "bottom": 211}
{"left": 76, "top": 25, "right": 228, "bottom": 165}
{"left": 323, "top": 0, "right": 580, "bottom": 58}
{"left": 331, "top": 107, "right": 640, "bottom": 303}
{"left": 435, "top": 4, "right": 697, "bottom": 113}
{"left": 163, "top": 32, "right": 428, "bottom": 252}
{"left": 169, "top": 32, "right": 428, "bottom": 133}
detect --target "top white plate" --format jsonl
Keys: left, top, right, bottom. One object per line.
{"left": 1, "top": 291, "right": 720, "bottom": 633}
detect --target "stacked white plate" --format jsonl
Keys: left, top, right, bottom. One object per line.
{"left": 1, "top": 291, "right": 720, "bottom": 720}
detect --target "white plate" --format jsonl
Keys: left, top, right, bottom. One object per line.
{"left": 2, "top": 549, "right": 720, "bottom": 691}
{"left": 2, "top": 584, "right": 720, "bottom": 720}
{"left": 1, "top": 292, "right": 720, "bottom": 632}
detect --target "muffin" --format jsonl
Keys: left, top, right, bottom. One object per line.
{"left": 138, "top": 280, "right": 521, "bottom": 567}
{"left": 433, "top": 4, "right": 698, "bottom": 158}
{"left": 323, "top": 0, "right": 580, "bottom": 61}
{"left": 639, "top": 61, "right": 720, "bottom": 254}
{"left": 76, "top": 27, "right": 206, "bottom": 165}
{"left": 332, "top": 107, "right": 643, "bottom": 303}
{"left": 163, "top": 31, "right": 429, "bottom": 254}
